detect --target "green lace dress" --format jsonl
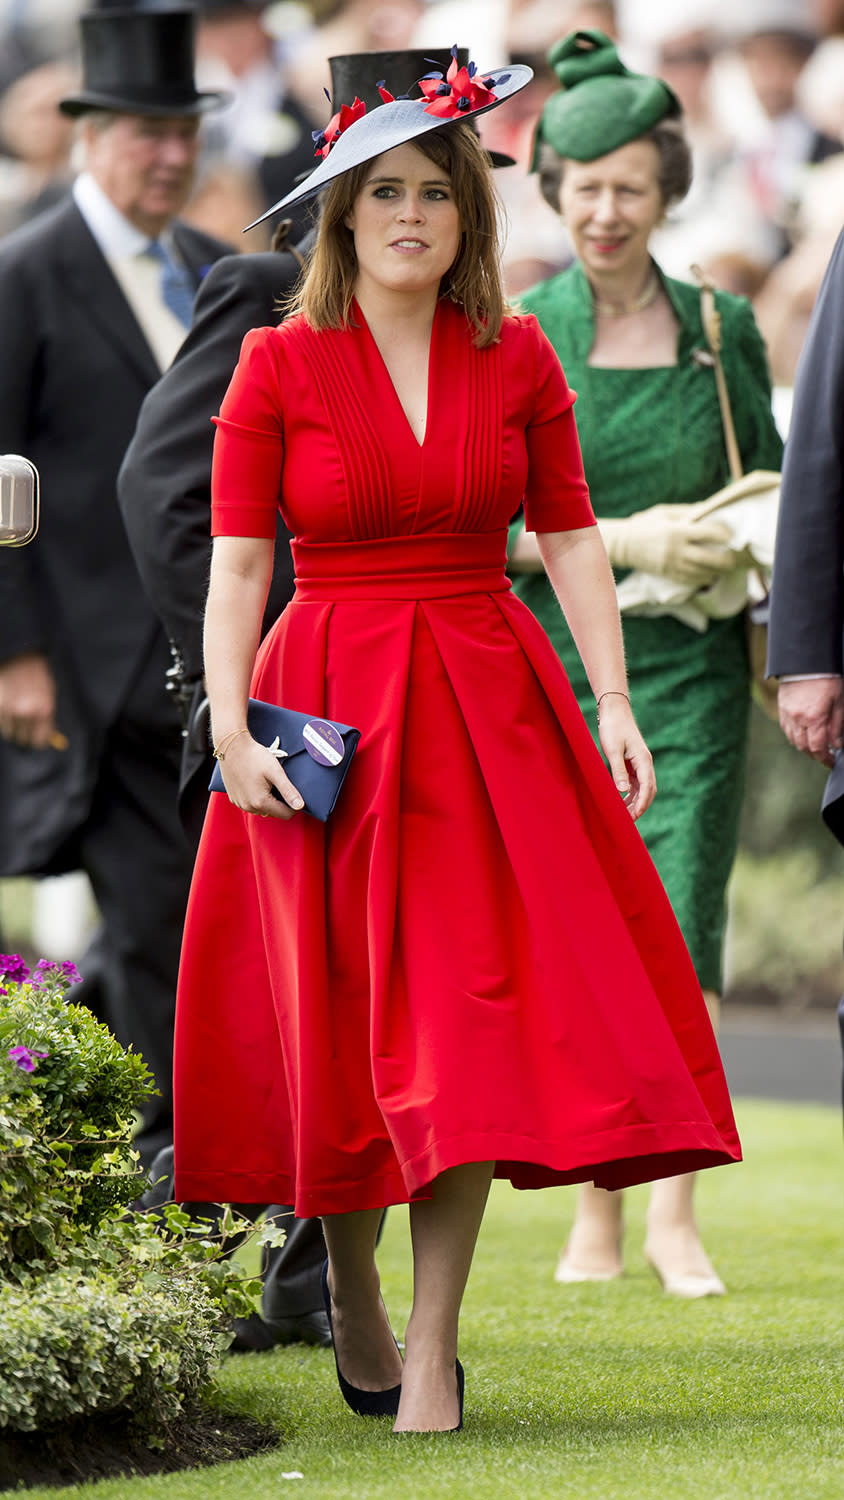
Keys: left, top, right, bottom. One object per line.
{"left": 513, "top": 263, "right": 783, "bottom": 991}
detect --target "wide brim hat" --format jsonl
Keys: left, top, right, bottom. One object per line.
{"left": 60, "top": 7, "right": 230, "bottom": 118}
{"left": 326, "top": 49, "right": 516, "bottom": 169}
{"left": 246, "top": 50, "right": 532, "bottom": 229}
{"left": 531, "top": 29, "right": 681, "bottom": 168}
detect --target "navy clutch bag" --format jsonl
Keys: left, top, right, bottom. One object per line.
{"left": 209, "top": 699, "right": 361, "bottom": 822}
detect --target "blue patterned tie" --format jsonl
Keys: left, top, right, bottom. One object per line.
{"left": 146, "top": 239, "right": 195, "bottom": 328}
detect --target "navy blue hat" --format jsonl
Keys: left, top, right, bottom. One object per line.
{"left": 246, "top": 49, "right": 532, "bottom": 228}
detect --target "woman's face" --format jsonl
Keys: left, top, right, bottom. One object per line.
{"left": 344, "top": 141, "right": 461, "bottom": 298}
{"left": 559, "top": 139, "right": 665, "bottom": 281}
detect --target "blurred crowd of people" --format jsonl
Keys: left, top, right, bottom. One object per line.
{"left": 0, "top": 0, "right": 843, "bottom": 382}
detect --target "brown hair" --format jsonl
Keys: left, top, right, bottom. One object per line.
{"left": 536, "top": 117, "right": 692, "bottom": 215}
{"left": 286, "top": 123, "right": 508, "bottom": 347}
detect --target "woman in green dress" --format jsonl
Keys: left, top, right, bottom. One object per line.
{"left": 510, "top": 31, "right": 783, "bottom": 1297}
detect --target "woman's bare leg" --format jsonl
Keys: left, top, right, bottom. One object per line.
{"left": 321, "top": 1208, "right": 404, "bottom": 1391}
{"left": 554, "top": 1181, "right": 624, "bottom": 1281}
{"left": 394, "top": 1161, "right": 494, "bottom": 1432}
{"left": 643, "top": 990, "right": 726, "bottom": 1296}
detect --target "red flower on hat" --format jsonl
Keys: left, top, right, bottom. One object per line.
{"left": 311, "top": 83, "right": 396, "bottom": 159}
{"left": 419, "top": 46, "right": 501, "bottom": 119}
{"left": 312, "top": 96, "right": 366, "bottom": 159}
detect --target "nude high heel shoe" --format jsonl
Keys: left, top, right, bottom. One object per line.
{"left": 644, "top": 1251, "right": 726, "bottom": 1299}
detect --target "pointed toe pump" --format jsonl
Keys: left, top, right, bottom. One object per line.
{"left": 452, "top": 1358, "right": 465, "bottom": 1432}
{"left": 321, "top": 1261, "right": 402, "bottom": 1417}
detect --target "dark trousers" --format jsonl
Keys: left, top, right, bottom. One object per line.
{"left": 139, "top": 1145, "right": 327, "bottom": 1322}
{"left": 72, "top": 638, "right": 194, "bottom": 1166}
{"left": 257, "top": 1208, "right": 327, "bottom": 1324}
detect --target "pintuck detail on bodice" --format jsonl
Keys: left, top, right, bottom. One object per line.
{"left": 210, "top": 298, "right": 593, "bottom": 546}
{"left": 280, "top": 301, "right": 506, "bottom": 538}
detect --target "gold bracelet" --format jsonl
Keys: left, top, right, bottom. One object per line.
{"left": 212, "top": 727, "right": 249, "bottom": 760}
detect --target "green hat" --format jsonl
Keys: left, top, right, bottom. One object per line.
{"left": 531, "top": 29, "right": 681, "bottom": 168}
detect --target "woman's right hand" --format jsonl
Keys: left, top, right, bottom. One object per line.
{"left": 597, "top": 693, "right": 656, "bottom": 821}
{"left": 599, "top": 505, "right": 737, "bottom": 587}
{"left": 217, "top": 733, "right": 304, "bottom": 819}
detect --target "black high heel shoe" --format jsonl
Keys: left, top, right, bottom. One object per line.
{"left": 320, "top": 1261, "right": 402, "bottom": 1418}
{"left": 452, "top": 1359, "right": 465, "bottom": 1433}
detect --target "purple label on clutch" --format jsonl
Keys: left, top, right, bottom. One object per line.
{"left": 303, "top": 719, "right": 345, "bottom": 766}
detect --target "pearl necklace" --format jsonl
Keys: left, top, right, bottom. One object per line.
{"left": 592, "top": 269, "right": 660, "bottom": 318}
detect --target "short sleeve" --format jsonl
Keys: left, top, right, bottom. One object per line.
{"left": 211, "top": 326, "right": 285, "bottom": 539}
{"left": 520, "top": 318, "right": 596, "bottom": 534}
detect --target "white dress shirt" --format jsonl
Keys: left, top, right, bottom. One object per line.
{"left": 72, "top": 171, "right": 189, "bottom": 372}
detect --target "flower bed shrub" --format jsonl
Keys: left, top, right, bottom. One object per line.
{"left": 0, "top": 1267, "right": 228, "bottom": 1433}
{"left": 0, "top": 956, "right": 262, "bottom": 1442}
{"left": 0, "top": 957, "right": 152, "bottom": 1277}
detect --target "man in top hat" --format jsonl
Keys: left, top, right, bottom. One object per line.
{"left": 117, "top": 45, "right": 496, "bottom": 1353}
{"left": 0, "top": 6, "right": 232, "bottom": 1169}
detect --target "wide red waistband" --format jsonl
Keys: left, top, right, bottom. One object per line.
{"left": 291, "top": 532, "right": 511, "bottom": 601}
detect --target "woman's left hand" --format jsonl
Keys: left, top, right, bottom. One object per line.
{"left": 597, "top": 696, "right": 655, "bottom": 821}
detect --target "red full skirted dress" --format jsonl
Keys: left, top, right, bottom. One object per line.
{"left": 173, "top": 298, "right": 741, "bottom": 1215}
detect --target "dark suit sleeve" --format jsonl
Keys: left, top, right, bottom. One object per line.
{"left": 0, "top": 249, "right": 48, "bottom": 661}
{"left": 118, "top": 252, "right": 297, "bottom": 680}
{"left": 767, "top": 228, "right": 844, "bottom": 677}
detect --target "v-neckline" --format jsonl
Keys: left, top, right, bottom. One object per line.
{"left": 353, "top": 297, "right": 441, "bottom": 451}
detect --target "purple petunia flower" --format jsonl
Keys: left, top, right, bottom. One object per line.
{"left": 31, "top": 959, "right": 81, "bottom": 987}
{"left": 7, "top": 1044, "right": 49, "bottom": 1072}
{"left": 0, "top": 954, "right": 30, "bottom": 984}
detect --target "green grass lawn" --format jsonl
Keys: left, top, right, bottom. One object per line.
{"left": 18, "top": 1098, "right": 844, "bottom": 1500}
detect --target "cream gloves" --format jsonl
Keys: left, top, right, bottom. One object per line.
{"left": 599, "top": 505, "right": 736, "bottom": 588}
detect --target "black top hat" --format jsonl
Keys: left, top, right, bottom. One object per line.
{"left": 60, "top": 7, "right": 230, "bottom": 118}
{"left": 328, "top": 48, "right": 467, "bottom": 113}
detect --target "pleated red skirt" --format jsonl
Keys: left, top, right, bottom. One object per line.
{"left": 173, "top": 532, "right": 741, "bottom": 1214}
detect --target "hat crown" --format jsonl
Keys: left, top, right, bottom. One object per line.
{"left": 548, "top": 29, "right": 628, "bottom": 90}
{"left": 61, "top": 6, "right": 226, "bottom": 116}
{"left": 327, "top": 48, "right": 468, "bottom": 114}
{"left": 83, "top": 8, "right": 195, "bottom": 91}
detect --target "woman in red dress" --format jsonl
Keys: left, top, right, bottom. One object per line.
{"left": 174, "top": 55, "right": 741, "bottom": 1433}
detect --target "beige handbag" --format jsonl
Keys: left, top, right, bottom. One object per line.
{"left": 693, "top": 267, "right": 781, "bottom": 718}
